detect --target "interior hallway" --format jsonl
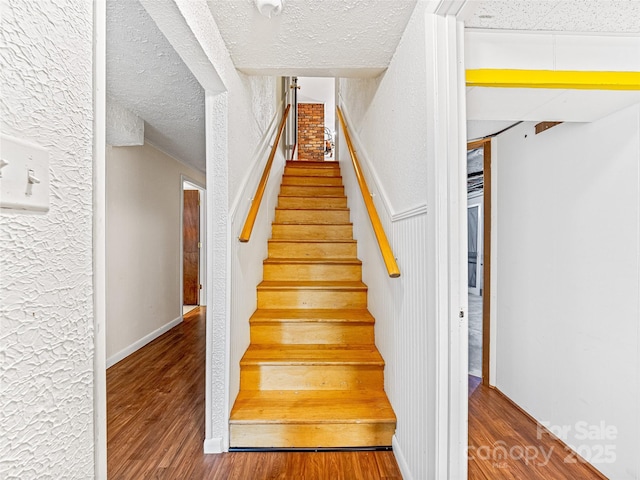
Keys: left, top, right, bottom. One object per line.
{"left": 106, "top": 307, "right": 402, "bottom": 479}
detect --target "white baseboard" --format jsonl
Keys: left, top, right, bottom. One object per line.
{"left": 203, "top": 437, "right": 224, "bottom": 454}
{"left": 392, "top": 435, "right": 413, "bottom": 480}
{"left": 106, "top": 315, "right": 183, "bottom": 368}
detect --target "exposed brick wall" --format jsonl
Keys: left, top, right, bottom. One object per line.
{"left": 298, "top": 103, "right": 325, "bottom": 161}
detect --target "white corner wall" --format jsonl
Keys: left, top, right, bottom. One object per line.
{"left": 338, "top": 4, "right": 436, "bottom": 479}
{"left": 105, "top": 143, "right": 205, "bottom": 365}
{"left": 494, "top": 105, "right": 640, "bottom": 479}
{"left": 0, "top": 0, "right": 95, "bottom": 477}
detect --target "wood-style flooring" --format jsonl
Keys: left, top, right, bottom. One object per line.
{"left": 107, "top": 307, "right": 607, "bottom": 479}
{"left": 106, "top": 307, "right": 401, "bottom": 479}
{"left": 468, "top": 375, "right": 607, "bottom": 479}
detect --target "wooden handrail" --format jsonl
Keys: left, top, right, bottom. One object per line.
{"left": 239, "top": 104, "right": 291, "bottom": 242}
{"left": 336, "top": 107, "right": 400, "bottom": 278}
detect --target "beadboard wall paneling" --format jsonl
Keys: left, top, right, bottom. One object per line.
{"left": 339, "top": 122, "right": 429, "bottom": 480}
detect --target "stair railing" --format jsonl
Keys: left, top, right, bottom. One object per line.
{"left": 239, "top": 104, "right": 291, "bottom": 242}
{"left": 336, "top": 107, "right": 400, "bottom": 278}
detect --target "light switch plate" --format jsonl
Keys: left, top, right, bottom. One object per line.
{"left": 0, "top": 134, "right": 50, "bottom": 213}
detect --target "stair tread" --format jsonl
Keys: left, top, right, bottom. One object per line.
{"left": 279, "top": 193, "right": 346, "bottom": 197}
{"left": 269, "top": 239, "right": 356, "bottom": 244}
{"left": 281, "top": 185, "right": 343, "bottom": 188}
{"left": 272, "top": 222, "right": 353, "bottom": 227}
{"left": 283, "top": 180, "right": 342, "bottom": 185}
{"left": 283, "top": 175, "right": 342, "bottom": 179}
{"left": 264, "top": 257, "right": 361, "bottom": 265}
{"left": 258, "top": 280, "right": 367, "bottom": 290}
{"left": 241, "top": 344, "right": 384, "bottom": 365}
{"left": 275, "top": 201, "right": 347, "bottom": 209}
{"left": 275, "top": 207, "right": 349, "bottom": 212}
{"left": 230, "top": 390, "right": 395, "bottom": 424}
{"left": 250, "top": 308, "right": 374, "bottom": 323}
{"left": 286, "top": 161, "right": 339, "bottom": 167}
{"left": 279, "top": 197, "right": 346, "bottom": 201}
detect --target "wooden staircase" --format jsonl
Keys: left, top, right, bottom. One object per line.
{"left": 229, "top": 160, "right": 396, "bottom": 449}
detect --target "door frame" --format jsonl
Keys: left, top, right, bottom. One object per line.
{"left": 180, "top": 176, "right": 207, "bottom": 312}
{"left": 467, "top": 138, "right": 492, "bottom": 386}
{"left": 93, "top": 0, "right": 107, "bottom": 476}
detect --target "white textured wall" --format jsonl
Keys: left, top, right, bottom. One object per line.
{"left": 0, "top": 0, "right": 95, "bottom": 477}
{"left": 209, "top": 76, "right": 276, "bottom": 448}
{"left": 105, "top": 143, "right": 205, "bottom": 364}
{"left": 494, "top": 106, "right": 640, "bottom": 479}
{"left": 338, "top": 17, "right": 427, "bottom": 215}
{"left": 338, "top": 4, "right": 435, "bottom": 479}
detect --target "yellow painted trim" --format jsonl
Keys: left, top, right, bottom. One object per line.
{"left": 466, "top": 69, "right": 640, "bottom": 90}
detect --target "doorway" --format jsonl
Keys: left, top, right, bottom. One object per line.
{"left": 182, "top": 178, "right": 206, "bottom": 316}
{"left": 467, "top": 139, "right": 491, "bottom": 385}
{"left": 294, "top": 76, "right": 336, "bottom": 161}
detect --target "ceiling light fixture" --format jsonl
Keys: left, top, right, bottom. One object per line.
{"left": 255, "top": 0, "right": 284, "bottom": 18}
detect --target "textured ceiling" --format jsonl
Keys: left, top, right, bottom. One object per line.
{"left": 207, "top": 0, "right": 418, "bottom": 76}
{"left": 107, "top": 0, "right": 640, "bottom": 164}
{"left": 467, "top": 0, "right": 640, "bottom": 33}
{"left": 107, "top": 0, "right": 205, "bottom": 171}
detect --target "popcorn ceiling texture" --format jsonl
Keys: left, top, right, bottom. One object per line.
{"left": 107, "top": 0, "right": 206, "bottom": 171}
{"left": 207, "top": 0, "right": 418, "bottom": 76}
{"left": 0, "top": 0, "right": 95, "bottom": 478}
{"left": 467, "top": 0, "right": 640, "bottom": 33}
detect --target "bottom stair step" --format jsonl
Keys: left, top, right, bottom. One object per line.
{"left": 229, "top": 390, "right": 396, "bottom": 448}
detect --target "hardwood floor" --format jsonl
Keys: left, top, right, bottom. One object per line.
{"left": 107, "top": 307, "right": 401, "bottom": 479}
{"left": 468, "top": 375, "right": 607, "bottom": 479}
{"left": 107, "top": 307, "right": 607, "bottom": 479}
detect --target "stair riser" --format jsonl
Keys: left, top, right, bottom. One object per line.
{"left": 280, "top": 185, "right": 344, "bottom": 197}
{"left": 250, "top": 323, "right": 374, "bottom": 345}
{"left": 284, "top": 167, "right": 340, "bottom": 177}
{"left": 240, "top": 366, "right": 383, "bottom": 391}
{"left": 277, "top": 196, "right": 347, "bottom": 209}
{"left": 268, "top": 242, "right": 357, "bottom": 259}
{"left": 275, "top": 209, "right": 350, "bottom": 224}
{"left": 272, "top": 224, "right": 353, "bottom": 240}
{"left": 286, "top": 161, "right": 339, "bottom": 168}
{"left": 282, "top": 176, "right": 343, "bottom": 186}
{"left": 229, "top": 423, "right": 395, "bottom": 449}
{"left": 263, "top": 263, "right": 361, "bottom": 281}
{"left": 257, "top": 290, "right": 367, "bottom": 309}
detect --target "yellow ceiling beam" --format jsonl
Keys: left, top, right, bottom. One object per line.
{"left": 466, "top": 69, "right": 640, "bottom": 90}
